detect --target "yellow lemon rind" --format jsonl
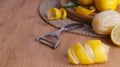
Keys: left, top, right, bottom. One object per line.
{"left": 76, "top": 6, "right": 95, "bottom": 15}
{"left": 59, "top": 8, "right": 67, "bottom": 19}
{"left": 71, "top": 42, "right": 95, "bottom": 64}
{"left": 47, "top": 8, "right": 62, "bottom": 20}
{"left": 86, "top": 40, "right": 107, "bottom": 63}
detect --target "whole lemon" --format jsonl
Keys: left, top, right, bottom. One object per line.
{"left": 117, "top": 0, "right": 120, "bottom": 5}
{"left": 95, "top": 0, "right": 117, "bottom": 11}
{"left": 77, "top": 0, "right": 94, "bottom": 6}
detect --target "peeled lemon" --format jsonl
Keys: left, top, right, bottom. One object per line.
{"left": 111, "top": 24, "right": 120, "bottom": 46}
{"left": 92, "top": 10, "right": 120, "bottom": 35}
{"left": 68, "top": 40, "right": 110, "bottom": 64}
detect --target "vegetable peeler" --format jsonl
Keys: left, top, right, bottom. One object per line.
{"left": 36, "top": 23, "right": 83, "bottom": 49}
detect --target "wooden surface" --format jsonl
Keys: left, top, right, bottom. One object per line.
{"left": 0, "top": 0, "right": 120, "bottom": 67}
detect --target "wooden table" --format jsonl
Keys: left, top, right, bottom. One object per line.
{"left": 0, "top": 0, "right": 120, "bottom": 67}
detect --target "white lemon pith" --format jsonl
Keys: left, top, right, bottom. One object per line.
{"left": 68, "top": 40, "right": 110, "bottom": 64}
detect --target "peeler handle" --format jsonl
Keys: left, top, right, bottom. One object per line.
{"left": 36, "top": 23, "right": 83, "bottom": 49}
{"left": 62, "top": 23, "right": 83, "bottom": 31}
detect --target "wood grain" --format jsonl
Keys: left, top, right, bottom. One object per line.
{"left": 0, "top": 0, "right": 120, "bottom": 67}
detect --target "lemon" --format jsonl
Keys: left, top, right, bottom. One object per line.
{"left": 117, "top": 0, "right": 120, "bottom": 5}
{"left": 77, "top": 0, "right": 94, "bottom": 6}
{"left": 68, "top": 40, "right": 110, "bottom": 64}
{"left": 95, "top": 0, "right": 117, "bottom": 11}
{"left": 111, "top": 24, "right": 120, "bottom": 46}
{"left": 76, "top": 6, "right": 95, "bottom": 15}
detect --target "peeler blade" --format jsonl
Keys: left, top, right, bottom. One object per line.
{"left": 37, "top": 35, "right": 60, "bottom": 49}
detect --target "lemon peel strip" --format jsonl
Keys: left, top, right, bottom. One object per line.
{"left": 68, "top": 40, "right": 110, "bottom": 64}
{"left": 71, "top": 42, "right": 95, "bottom": 64}
{"left": 47, "top": 8, "right": 67, "bottom": 20}
{"left": 59, "top": 8, "right": 67, "bottom": 19}
{"left": 85, "top": 40, "right": 108, "bottom": 63}
{"left": 76, "top": 6, "right": 95, "bottom": 15}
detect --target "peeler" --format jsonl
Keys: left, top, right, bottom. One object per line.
{"left": 36, "top": 23, "right": 83, "bottom": 49}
